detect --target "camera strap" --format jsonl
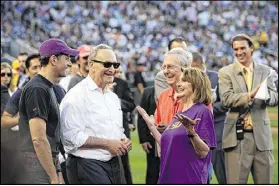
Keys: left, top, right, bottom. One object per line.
{"left": 238, "top": 100, "right": 253, "bottom": 119}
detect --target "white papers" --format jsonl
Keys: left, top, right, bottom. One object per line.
{"left": 254, "top": 68, "right": 278, "bottom": 100}
{"left": 254, "top": 78, "right": 269, "bottom": 100}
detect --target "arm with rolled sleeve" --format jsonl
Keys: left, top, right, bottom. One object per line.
{"left": 60, "top": 103, "right": 89, "bottom": 152}
{"left": 218, "top": 68, "right": 250, "bottom": 108}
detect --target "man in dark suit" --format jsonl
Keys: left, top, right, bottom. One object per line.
{"left": 191, "top": 52, "right": 227, "bottom": 184}
{"left": 112, "top": 74, "right": 136, "bottom": 184}
{"left": 137, "top": 86, "right": 160, "bottom": 184}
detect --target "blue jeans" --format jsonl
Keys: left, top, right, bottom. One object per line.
{"left": 208, "top": 162, "right": 213, "bottom": 184}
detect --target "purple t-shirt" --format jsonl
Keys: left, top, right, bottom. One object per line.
{"left": 158, "top": 103, "right": 216, "bottom": 184}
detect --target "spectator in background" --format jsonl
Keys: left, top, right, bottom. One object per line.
{"left": 59, "top": 56, "right": 78, "bottom": 92}
{"left": 1, "top": 84, "right": 11, "bottom": 184}
{"left": 68, "top": 45, "right": 92, "bottom": 91}
{"left": 14, "top": 52, "right": 28, "bottom": 88}
{"left": 137, "top": 86, "right": 160, "bottom": 184}
{"left": 154, "top": 37, "right": 188, "bottom": 101}
{"left": 133, "top": 62, "right": 147, "bottom": 105}
{"left": 1, "top": 62, "right": 17, "bottom": 95}
{"left": 191, "top": 52, "right": 227, "bottom": 184}
{"left": 113, "top": 66, "right": 136, "bottom": 184}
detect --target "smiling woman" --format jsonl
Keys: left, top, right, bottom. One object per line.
{"left": 137, "top": 67, "right": 216, "bottom": 184}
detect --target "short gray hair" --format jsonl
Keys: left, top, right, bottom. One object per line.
{"left": 164, "top": 48, "right": 193, "bottom": 67}
{"left": 88, "top": 44, "right": 113, "bottom": 64}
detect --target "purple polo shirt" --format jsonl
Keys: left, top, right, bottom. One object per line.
{"left": 158, "top": 103, "right": 216, "bottom": 184}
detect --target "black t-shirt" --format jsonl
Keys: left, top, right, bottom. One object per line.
{"left": 133, "top": 71, "right": 147, "bottom": 88}
{"left": 19, "top": 74, "right": 62, "bottom": 154}
{"left": 6, "top": 83, "right": 65, "bottom": 116}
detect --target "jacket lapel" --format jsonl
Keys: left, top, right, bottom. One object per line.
{"left": 232, "top": 63, "right": 248, "bottom": 93}
{"left": 252, "top": 62, "right": 263, "bottom": 90}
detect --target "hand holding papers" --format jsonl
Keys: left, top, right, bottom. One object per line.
{"left": 254, "top": 68, "right": 278, "bottom": 101}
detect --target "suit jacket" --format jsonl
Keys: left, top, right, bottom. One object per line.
{"left": 206, "top": 70, "right": 228, "bottom": 149}
{"left": 219, "top": 62, "right": 278, "bottom": 151}
{"left": 137, "top": 87, "right": 157, "bottom": 155}
{"left": 113, "top": 77, "right": 136, "bottom": 138}
{"left": 154, "top": 71, "right": 169, "bottom": 102}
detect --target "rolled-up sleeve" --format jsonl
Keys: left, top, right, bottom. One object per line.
{"left": 60, "top": 102, "right": 89, "bottom": 152}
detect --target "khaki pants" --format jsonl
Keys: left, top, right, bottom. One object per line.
{"left": 224, "top": 132, "right": 274, "bottom": 184}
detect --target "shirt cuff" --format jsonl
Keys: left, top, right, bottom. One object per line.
{"left": 74, "top": 132, "right": 89, "bottom": 149}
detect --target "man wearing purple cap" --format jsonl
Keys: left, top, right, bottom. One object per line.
{"left": 18, "top": 38, "right": 79, "bottom": 184}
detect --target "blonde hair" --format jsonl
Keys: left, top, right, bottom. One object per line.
{"left": 181, "top": 67, "right": 212, "bottom": 105}
{"left": 1, "top": 62, "right": 16, "bottom": 92}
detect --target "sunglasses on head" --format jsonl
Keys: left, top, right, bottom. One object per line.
{"left": 92, "top": 60, "right": 120, "bottom": 69}
{"left": 1, "top": 73, "right": 12, "bottom": 77}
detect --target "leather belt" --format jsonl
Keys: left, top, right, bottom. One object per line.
{"left": 243, "top": 129, "right": 253, "bottom": 133}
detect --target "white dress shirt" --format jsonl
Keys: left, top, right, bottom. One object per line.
{"left": 60, "top": 76, "right": 126, "bottom": 161}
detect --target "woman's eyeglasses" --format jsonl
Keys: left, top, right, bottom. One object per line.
{"left": 1, "top": 73, "right": 12, "bottom": 77}
{"left": 92, "top": 60, "right": 120, "bottom": 69}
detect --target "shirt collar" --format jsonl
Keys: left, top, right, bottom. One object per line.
{"left": 87, "top": 76, "right": 110, "bottom": 93}
{"left": 87, "top": 76, "right": 98, "bottom": 91}
{"left": 237, "top": 60, "right": 254, "bottom": 72}
{"left": 167, "top": 87, "right": 175, "bottom": 97}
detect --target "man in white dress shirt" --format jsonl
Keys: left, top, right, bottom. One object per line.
{"left": 60, "top": 44, "right": 132, "bottom": 184}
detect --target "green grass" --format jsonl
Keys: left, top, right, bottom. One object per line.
{"left": 129, "top": 107, "right": 278, "bottom": 184}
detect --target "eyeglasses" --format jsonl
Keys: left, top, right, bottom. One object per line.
{"left": 1, "top": 73, "right": 12, "bottom": 77}
{"left": 161, "top": 64, "right": 182, "bottom": 71}
{"left": 92, "top": 60, "right": 120, "bottom": 69}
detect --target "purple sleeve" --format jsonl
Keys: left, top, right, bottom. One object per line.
{"left": 194, "top": 107, "right": 217, "bottom": 149}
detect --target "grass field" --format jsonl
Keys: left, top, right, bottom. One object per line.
{"left": 129, "top": 106, "right": 278, "bottom": 184}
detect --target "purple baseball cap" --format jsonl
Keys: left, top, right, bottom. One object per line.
{"left": 39, "top": 38, "right": 79, "bottom": 58}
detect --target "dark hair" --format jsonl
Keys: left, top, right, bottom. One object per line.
{"left": 18, "top": 52, "right": 28, "bottom": 56}
{"left": 40, "top": 53, "right": 64, "bottom": 67}
{"left": 168, "top": 37, "right": 187, "bottom": 51}
{"left": 231, "top": 36, "right": 254, "bottom": 49}
{"left": 25, "top": 54, "right": 40, "bottom": 69}
{"left": 192, "top": 52, "right": 204, "bottom": 65}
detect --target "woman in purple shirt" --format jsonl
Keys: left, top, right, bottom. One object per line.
{"left": 137, "top": 67, "right": 216, "bottom": 184}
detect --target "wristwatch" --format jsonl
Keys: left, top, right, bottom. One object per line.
{"left": 188, "top": 133, "right": 198, "bottom": 139}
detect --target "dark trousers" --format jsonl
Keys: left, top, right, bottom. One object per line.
{"left": 212, "top": 148, "right": 227, "bottom": 184}
{"left": 121, "top": 153, "right": 133, "bottom": 184}
{"left": 67, "top": 154, "right": 123, "bottom": 184}
{"left": 61, "top": 161, "right": 69, "bottom": 184}
{"left": 146, "top": 153, "right": 160, "bottom": 184}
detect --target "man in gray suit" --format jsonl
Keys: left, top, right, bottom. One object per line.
{"left": 154, "top": 37, "right": 187, "bottom": 101}
{"left": 191, "top": 52, "right": 227, "bottom": 184}
{"left": 219, "top": 34, "right": 278, "bottom": 184}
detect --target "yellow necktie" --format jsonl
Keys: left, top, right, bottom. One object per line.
{"left": 243, "top": 68, "right": 253, "bottom": 129}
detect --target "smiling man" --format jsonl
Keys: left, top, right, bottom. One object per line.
{"left": 218, "top": 34, "right": 278, "bottom": 184}
{"left": 60, "top": 44, "right": 131, "bottom": 184}
{"left": 18, "top": 39, "right": 78, "bottom": 184}
{"left": 154, "top": 48, "right": 193, "bottom": 132}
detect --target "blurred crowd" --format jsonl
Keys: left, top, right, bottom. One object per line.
{"left": 1, "top": 1, "right": 278, "bottom": 74}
